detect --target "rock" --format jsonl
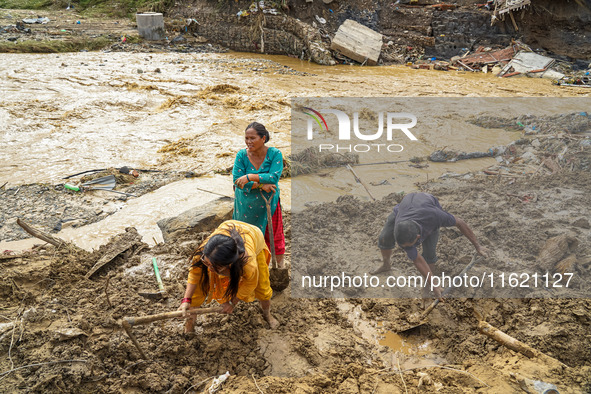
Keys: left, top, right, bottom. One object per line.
{"left": 137, "top": 68, "right": 143, "bottom": 74}
{"left": 157, "top": 197, "right": 234, "bottom": 243}
{"left": 22, "top": 307, "right": 37, "bottom": 322}
{"left": 572, "top": 217, "right": 590, "bottom": 229}
{"left": 55, "top": 327, "right": 88, "bottom": 341}
{"left": 338, "top": 377, "right": 360, "bottom": 393}
{"left": 61, "top": 218, "right": 85, "bottom": 229}
{"left": 520, "top": 151, "right": 539, "bottom": 164}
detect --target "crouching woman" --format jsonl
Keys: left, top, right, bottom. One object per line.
{"left": 178, "top": 220, "right": 279, "bottom": 332}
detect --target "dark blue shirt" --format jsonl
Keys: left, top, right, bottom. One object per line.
{"left": 392, "top": 193, "right": 456, "bottom": 261}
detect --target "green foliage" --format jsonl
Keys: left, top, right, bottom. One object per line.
{"left": 0, "top": 0, "right": 175, "bottom": 17}
{"left": 0, "top": 0, "right": 53, "bottom": 9}
{"left": 0, "top": 36, "right": 111, "bottom": 53}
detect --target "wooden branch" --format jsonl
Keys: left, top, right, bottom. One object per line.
{"left": 16, "top": 218, "right": 69, "bottom": 248}
{"left": 346, "top": 164, "right": 376, "bottom": 201}
{"left": 478, "top": 321, "right": 568, "bottom": 369}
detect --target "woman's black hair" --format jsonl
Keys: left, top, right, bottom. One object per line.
{"left": 190, "top": 226, "right": 249, "bottom": 301}
{"left": 245, "top": 122, "right": 270, "bottom": 143}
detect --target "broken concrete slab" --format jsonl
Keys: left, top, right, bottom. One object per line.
{"left": 330, "top": 19, "right": 383, "bottom": 66}
{"left": 499, "top": 51, "right": 558, "bottom": 78}
{"left": 157, "top": 196, "right": 234, "bottom": 243}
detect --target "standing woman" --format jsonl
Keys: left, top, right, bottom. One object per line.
{"left": 233, "top": 122, "right": 286, "bottom": 268}
{"left": 179, "top": 220, "right": 280, "bottom": 332}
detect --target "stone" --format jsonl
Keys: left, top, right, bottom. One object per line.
{"left": 330, "top": 19, "right": 383, "bottom": 66}
{"left": 157, "top": 197, "right": 234, "bottom": 243}
{"left": 572, "top": 217, "right": 590, "bottom": 229}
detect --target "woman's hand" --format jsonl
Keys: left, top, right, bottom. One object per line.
{"left": 235, "top": 175, "right": 249, "bottom": 189}
{"left": 220, "top": 302, "right": 234, "bottom": 314}
{"left": 261, "top": 184, "right": 276, "bottom": 193}
{"left": 178, "top": 301, "right": 191, "bottom": 318}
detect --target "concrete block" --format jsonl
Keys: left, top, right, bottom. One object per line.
{"left": 331, "top": 19, "right": 383, "bottom": 65}
{"left": 157, "top": 197, "right": 234, "bottom": 243}
{"left": 136, "top": 12, "right": 165, "bottom": 41}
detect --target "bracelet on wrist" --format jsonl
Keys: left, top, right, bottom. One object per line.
{"left": 181, "top": 297, "right": 192, "bottom": 304}
{"left": 246, "top": 174, "right": 250, "bottom": 182}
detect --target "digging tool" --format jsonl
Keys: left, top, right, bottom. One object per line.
{"left": 397, "top": 254, "right": 484, "bottom": 333}
{"left": 139, "top": 257, "right": 168, "bottom": 299}
{"left": 64, "top": 175, "right": 137, "bottom": 197}
{"left": 260, "top": 190, "right": 289, "bottom": 292}
{"left": 121, "top": 307, "right": 222, "bottom": 359}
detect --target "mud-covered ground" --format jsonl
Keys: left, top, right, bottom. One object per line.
{"left": 2, "top": 144, "right": 591, "bottom": 392}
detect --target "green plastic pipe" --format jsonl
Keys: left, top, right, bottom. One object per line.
{"left": 152, "top": 257, "right": 165, "bottom": 292}
{"left": 64, "top": 184, "right": 81, "bottom": 192}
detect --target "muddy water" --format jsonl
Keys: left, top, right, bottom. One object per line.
{"left": 1, "top": 51, "right": 589, "bottom": 248}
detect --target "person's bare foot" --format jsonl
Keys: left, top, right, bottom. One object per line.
{"left": 371, "top": 263, "right": 392, "bottom": 275}
{"left": 263, "top": 312, "right": 280, "bottom": 329}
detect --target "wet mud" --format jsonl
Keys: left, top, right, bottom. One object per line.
{"left": 2, "top": 158, "right": 591, "bottom": 392}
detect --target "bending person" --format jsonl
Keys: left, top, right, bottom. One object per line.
{"left": 233, "top": 122, "right": 286, "bottom": 268}
{"left": 374, "top": 192, "right": 489, "bottom": 299}
{"left": 179, "top": 220, "right": 280, "bottom": 332}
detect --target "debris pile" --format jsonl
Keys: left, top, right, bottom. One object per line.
{"left": 285, "top": 147, "right": 359, "bottom": 177}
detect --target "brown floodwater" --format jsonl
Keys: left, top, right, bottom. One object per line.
{"left": 1, "top": 51, "right": 589, "bottom": 249}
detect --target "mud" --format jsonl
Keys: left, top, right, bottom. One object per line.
{"left": 2, "top": 154, "right": 591, "bottom": 392}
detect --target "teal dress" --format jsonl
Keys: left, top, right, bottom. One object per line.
{"left": 232, "top": 147, "right": 283, "bottom": 233}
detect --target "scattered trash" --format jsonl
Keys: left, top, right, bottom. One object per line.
{"left": 315, "top": 15, "right": 326, "bottom": 24}
{"left": 22, "top": 17, "right": 49, "bottom": 24}
{"left": 429, "top": 149, "right": 492, "bottom": 162}
{"left": 76, "top": 20, "right": 81, "bottom": 24}
{"left": 208, "top": 372, "right": 230, "bottom": 393}
{"left": 554, "top": 76, "right": 591, "bottom": 88}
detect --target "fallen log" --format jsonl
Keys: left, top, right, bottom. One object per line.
{"left": 478, "top": 321, "right": 568, "bottom": 369}
{"left": 16, "top": 218, "right": 78, "bottom": 250}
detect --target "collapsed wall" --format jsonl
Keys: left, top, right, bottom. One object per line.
{"left": 169, "top": 0, "right": 591, "bottom": 65}
{"left": 181, "top": 6, "right": 336, "bottom": 65}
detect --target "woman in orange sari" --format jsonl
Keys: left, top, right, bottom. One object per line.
{"left": 178, "top": 220, "right": 279, "bottom": 333}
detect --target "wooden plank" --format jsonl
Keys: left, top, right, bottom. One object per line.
{"left": 330, "top": 19, "right": 383, "bottom": 65}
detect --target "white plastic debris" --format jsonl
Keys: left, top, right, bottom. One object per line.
{"left": 208, "top": 371, "right": 230, "bottom": 393}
